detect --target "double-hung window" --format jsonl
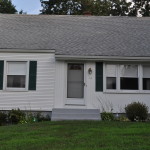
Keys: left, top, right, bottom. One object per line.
{"left": 106, "top": 64, "right": 117, "bottom": 90}
{"left": 6, "top": 61, "right": 28, "bottom": 90}
{"left": 105, "top": 63, "right": 140, "bottom": 92}
{"left": 97, "top": 63, "right": 150, "bottom": 93}
{"left": 143, "top": 65, "right": 150, "bottom": 90}
{"left": 120, "top": 65, "right": 138, "bottom": 90}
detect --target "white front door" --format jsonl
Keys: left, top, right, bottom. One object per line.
{"left": 66, "top": 63, "right": 85, "bottom": 105}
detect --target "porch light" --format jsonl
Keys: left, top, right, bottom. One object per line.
{"left": 88, "top": 68, "right": 92, "bottom": 75}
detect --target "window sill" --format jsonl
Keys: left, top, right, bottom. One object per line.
{"left": 103, "top": 90, "right": 150, "bottom": 94}
{"left": 4, "top": 88, "right": 28, "bottom": 92}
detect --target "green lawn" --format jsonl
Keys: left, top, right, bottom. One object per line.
{"left": 0, "top": 121, "right": 150, "bottom": 150}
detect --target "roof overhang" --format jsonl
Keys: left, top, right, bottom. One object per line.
{"left": 55, "top": 55, "right": 150, "bottom": 62}
{"left": 0, "top": 49, "right": 55, "bottom": 53}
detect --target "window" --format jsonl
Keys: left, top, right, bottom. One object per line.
{"left": 104, "top": 63, "right": 150, "bottom": 92}
{"left": 120, "top": 65, "right": 138, "bottom": 90}
{"left": 106, "top": 64, "right": 116, "bottom": 89}
{"left": 6, "top": 62, "right": 28, "bottom": 89}
{"left": 104, "top": 63, "right": 141, "bottom": 92}
{"left": 143, "top": 65, "right": 150, "bottom": 90}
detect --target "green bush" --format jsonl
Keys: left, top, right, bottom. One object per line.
{"left": 101, "top": 112, "right": 115, "bottom": 121}
{"left": 125, "top": 102, "right": 149, "bottom": 121}
{"left": 0, "top": 112, "right": 7, "bottom": 125}
{"left": 8, "top": 109, "right": 25, "bottom": 124}
{"left": 117, "top": 115, "right": 129, "bottom": 122}
{"left": 22, "top": 112, "right": 50, "bottom": 124}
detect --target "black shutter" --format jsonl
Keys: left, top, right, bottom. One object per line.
{"left": 96, "top": 62, "right": 103, "bottom": 92}
{"left": 0, "top": 61, "right": 4, "bottom": 90}
{"left": 29, "top": 61, "right": 37, "bottom": 90}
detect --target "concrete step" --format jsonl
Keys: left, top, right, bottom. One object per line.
{"left": 51, "top": 108, "right": 101, "bottom": 121}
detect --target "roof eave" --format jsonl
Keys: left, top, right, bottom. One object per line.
{"left": 55, "top": 55, "right": 150, "bottom": 62}
{"left": 0, "top": 49, "right": 55, "bottom": 53}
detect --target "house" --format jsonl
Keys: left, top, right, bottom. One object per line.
{"left": 0, "top": 14, "right": 150, "bottom": 120}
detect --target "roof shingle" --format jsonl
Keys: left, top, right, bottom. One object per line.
{"left": 0, "top": 14, "right": 149, "bottom": 57}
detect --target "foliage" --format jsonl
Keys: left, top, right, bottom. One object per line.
{"left": 0, "top": 0, "right": 17, "bottom": 14}
{"left": 101, "top": 112, "right": 115, "bottom": 121}
{"left": 19, "top": 9, "right": 27, "bottom": 14}
{"left": 40, "top": 0, "right": 82, "bottom": 15}
{"left": 8, "top": 109, "right": 25, "bottom": 124}
{"left": 128, "top": 0, "right": 150, "bottom": 16}
{"left": 40, "top": 0, "right": 112, "bottom": 15}
{"left": 0, "top": 108, "right": 50, "bottom": 126}
{"left": 0, "top": 111, "right": 7, "bottom": 125}
{"left": 34, "top": 112, "right": 50, "bottom": 122}
{"left": 20, "top": 112, "right": 50, "bottom": 124}
{"left": 125, "top": 102, "right": 149, "bottom": 121}
{"left": 116, "top": 115, "right": 129, "bottom": 121}
{"left": 40, "top": 0, "right": 150, "bottom": 16}
{"left": 110, "top": 0, "right": 130, "bottom": 16}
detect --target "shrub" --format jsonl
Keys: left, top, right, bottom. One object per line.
{"left": 101, "top": 112, "right": 115, "bottom": 121}
{"left": 24, "top": 112, "right": 50, "bottom": 124}
{"left": 125, "top": 102, "right": 149, "bottom": 121}
{"left": 8, "top": 109, "right": 25, "bottom": 124}
{"left": 117, "top": 115, "right": 129, "bottom": 122}
{"left": 0, "top": 112, "right": 7, "bottom": 125}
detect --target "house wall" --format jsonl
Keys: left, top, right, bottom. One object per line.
{"left": 0, "top": 53, "right": 55, "bottom": 111}
{"left": 55, "top": 61, "right": 150, "bottom": 113}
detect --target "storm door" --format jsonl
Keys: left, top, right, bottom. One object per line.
{"left": 67, "top": 64, "right": 84, "bottom": 100}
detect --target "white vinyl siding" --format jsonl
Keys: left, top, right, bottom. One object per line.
{"left": 0, "top": 53, "right": 55, "bottom": 111}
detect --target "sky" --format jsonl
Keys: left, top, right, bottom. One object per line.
{"left": 12, "top": 0, "right": 42, "bottom": 14}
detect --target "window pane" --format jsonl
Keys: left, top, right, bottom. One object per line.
{"left": 106, "top": 64, "right": 116, "bottom": 77}
{"left": 67, "top": 64, "right": 84, "bottom": 98}
{"left": 106, "top": 77, "right": 116, "bottom": 89}
{"left": 143, "top": 65, "right": 150, "bottom": 78}
{"left": 67, "top": 82, "right": 83, "bottom": 98}
{"left": 120, "top": 78, "right": 138, "bottom": 90}
{"left": 68, "top": 64, "right": 83, "bottom": 82}
{"left": 143, "top": 78, "right": 150, "bottom": 90}
{"left": 120, "top": 65, "right": 138, "bottom": 77}
{"left": 7, "top": 62, "right": 27, "bottom": 75}
{"left": 7, "top": 75, "right": 25, "bottom": 88}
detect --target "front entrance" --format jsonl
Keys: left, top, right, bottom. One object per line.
{"left": 66, "top": 63, "right": 85, "bottom": 105}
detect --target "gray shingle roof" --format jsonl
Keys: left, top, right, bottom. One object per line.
{"left": 0, "top": 14, "right": 150, "bottom": 57}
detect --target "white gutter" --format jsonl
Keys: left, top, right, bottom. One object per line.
{"left": 0, "top": 49, "right": 55, "bottom": 53}
{"left": 55, "top": 55, "right": 150, "bottom": 62}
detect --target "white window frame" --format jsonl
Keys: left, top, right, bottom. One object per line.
{"left": 4, "top": 60, "right": 29, "bottom": 92}
{"left": 104, "top": 63, "right": 150, "bottom": 93}
{"left": 104, "top": 64, "right": 118, "bottom": 92}
{"left": 141, "top": 64, "right": 150, "bottom": 92}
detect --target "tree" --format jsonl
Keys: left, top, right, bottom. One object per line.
{"left": 128, "top": 0, "right": 150, "bottom": 17}
{"left": 40, "top": 0, "right": 149, "bottom": 17}
{"left": 40, "top": 0, "right": 130, "bottom": 16}
{"left": 0, "top": 0, "right": 17, "bottom": 14}
{"left": 84, "top": 0, "right": 110, "bottom": 16}
{"left": 40, "top": 0, "right": 82, "bottom": 15}
{"left": 19, "top": 9, "right": 27, "bottom": 14}
{"left": 110, "top": 0, "right": 130, "bottom": 16}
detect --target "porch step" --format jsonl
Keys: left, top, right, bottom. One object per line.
{"left": 51, "top": 108, "right": 101, "bottom": 121}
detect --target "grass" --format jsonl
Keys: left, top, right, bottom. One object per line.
{"left": 0, "top": 121, "right": 150, "bottom": 150}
